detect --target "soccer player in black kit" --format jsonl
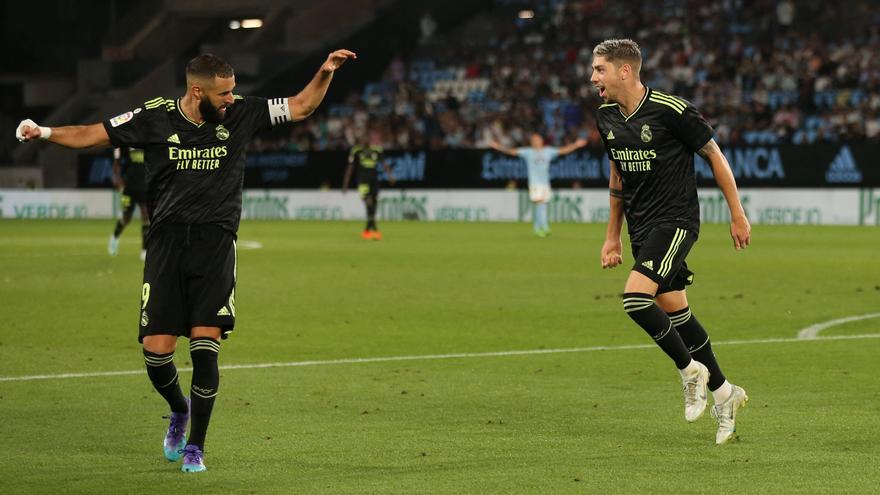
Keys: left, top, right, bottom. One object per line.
{"left": 16, "top": 49, "right": 356, "bottom": 470}
{"left": 108, "top": 147, "right": 150, "bottom": 260}
{"left": 343, "top": 131, "right": 395, "bottom": 240}
{"left": 591, "top": 39, "right": 751, "bottom": 444}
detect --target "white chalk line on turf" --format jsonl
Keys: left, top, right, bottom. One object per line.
{"left": 796, "top": 312, "right": 880, "bottom": 340}
{"left": 237, "top": 240, "right": 263, "bottom": 250}
{"left": 0, "top": 241, "right": 263, "bottom": 258}
{"left": 1, "top": 333, "right": 878, "bottom": 383}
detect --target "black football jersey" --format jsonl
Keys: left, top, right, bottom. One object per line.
{"left": 103, "top": 95, "right": 290, "bottom": 233}
{"left": 119, "top": 147, "right": 147, "bottom": 192}
{"left": 349, "top": 145, "right": 384, "bottom": 183}
{"left": 596, "top": 87, "right": 714, "bottom": 243}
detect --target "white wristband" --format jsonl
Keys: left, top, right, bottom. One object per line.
{"left": 38, "top": 126, "right": 52, "bottom": 140}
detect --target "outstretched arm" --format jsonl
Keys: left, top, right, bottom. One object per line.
{"left": 288, "top": 49, "right": 357, "bottom": 121}
{"left": 601, "top": 160, "right": 625, "bottom": 268}
{"left": 489, "top": 140, "right": 519, "bottom": 157}
{"left": 556, "top": 138, "right": 588, "bottom": 156}
{"left": 17, "top": 120, "right": 110, "bottom": 149}
{"left": 698, "top": 138, "right": 750, "bottom": 250}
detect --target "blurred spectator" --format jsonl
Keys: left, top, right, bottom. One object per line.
{"left": 776, "top": 1, "right": 795, "bottom": 30}
{"left": 420, "top": 11, "right": 437, "bottom": 43}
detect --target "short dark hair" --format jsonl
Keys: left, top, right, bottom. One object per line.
{"left": 185, "top": 54, "right": 234, "bottom": 80}
{"left": 593, "top": 39, "right": 642, "bottom": 73}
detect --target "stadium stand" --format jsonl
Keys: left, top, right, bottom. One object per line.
{"left": 2, "top": 0, "right": 408, "bottom": 185}
{"left": 3, "top": 0, "right": 879, "bottom": 177}
{"left": 249, "top": 0, "right": 880, "bottom": 151}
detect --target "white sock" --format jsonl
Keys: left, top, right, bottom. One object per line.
{"left": 678, "top": 359, "right": 699, "bottom": 378}
{"left": 712, "top": 380, "right": 733, "bottom": 403}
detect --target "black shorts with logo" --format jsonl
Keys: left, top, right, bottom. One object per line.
{"left": 631, "top": 224, "right": 697, "bottom": 295}
{"left": 358, "top": 179, "right": 379, "bottom": 201}
{"left": 139, "top": 223, "right": 237, "bottom": 342}
{"left": 120, "top": 187, "right": 147, "bottom": 214}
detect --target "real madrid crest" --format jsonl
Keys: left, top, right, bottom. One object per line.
{"left": 640, "top": 124, "right": 652, "bottom": 143}
{"left": 216, "top": 124, "right": 230, "bottom": 141}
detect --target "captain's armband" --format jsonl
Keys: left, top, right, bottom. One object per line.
{"left": 267, "top": 97, "right": 292, "bottom": 126}
{"left": 609, "top": 188, "right": 623, "bottom": 198}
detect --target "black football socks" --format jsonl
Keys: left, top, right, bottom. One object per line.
{"left": 668, "top": 307, "right": 727, "bottom": 390}
{"left": 143, "top": 350, "right": 188, "bottom": 413}
{"left": 623, "top": 293, "right": 692, "bottom": 369}
{"left": 188, "top": 337, "right": 220, "bottom": 448}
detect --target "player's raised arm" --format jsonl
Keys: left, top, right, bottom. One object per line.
{"left": 697, "top": 138, "right": 751, "bottom": 251}
{"left": 489, "top": 140, "right": 519, "bottom": 157}
{"left": 556, "top": 138, "right": 588, "bottom": 156}
{"left": 288, "top": 49, "right": 357, "bottom": 122}
{"left": 16, "top": 120, "right": 110, "bottom": 149}
{"left": 601, "top": 160, "right": 624, "bottom": 269}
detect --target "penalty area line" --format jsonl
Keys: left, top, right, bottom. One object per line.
{"left": 1, "top": 333, "right": 878, "bottom": 383}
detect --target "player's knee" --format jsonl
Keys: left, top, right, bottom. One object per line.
{"left": 142, "top": 335, "right": 177, "bottom": 354}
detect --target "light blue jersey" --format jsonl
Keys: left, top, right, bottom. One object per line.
{"left": 516, "top": 147, "right": 559, "bottom": 187}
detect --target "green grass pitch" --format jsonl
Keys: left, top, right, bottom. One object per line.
{"left": 1, "top": 219, "right": 878, "bottom": 493}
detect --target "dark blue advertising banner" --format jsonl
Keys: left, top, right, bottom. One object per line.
{"left": 78, "top": 144, "right": 880, "bottom": 189}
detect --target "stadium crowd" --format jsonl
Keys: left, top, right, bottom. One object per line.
{"left": 249, "top": 0, "right": 880, "bottom": 152}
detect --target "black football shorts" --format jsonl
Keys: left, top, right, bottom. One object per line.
{"left": 138, "top": 223, "right": 237, "bottom": 342}
{"left": 120, "top": 187, "right": 147, "bottom": 215}
{"left": 358, "top": 179, "right": 379, "bottom": 201}
{"left": 631, "top": 224, "right": 697, "bottom": 295}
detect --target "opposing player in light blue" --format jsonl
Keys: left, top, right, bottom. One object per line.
{"left": 491, "top": 133, "right": 587, "bottom": 237}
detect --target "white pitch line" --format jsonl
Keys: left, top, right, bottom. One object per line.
{"left": 237, "top": 240, "right": 263, "bottom": 250}
{"left": 796, "top": 313, "right": 880, "bottom": 340}
{"left": 1, "top": 333, "right": 878, "bottom": 383}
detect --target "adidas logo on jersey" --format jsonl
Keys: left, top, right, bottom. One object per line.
{"left": 641, "top": 260, "right": 654, "bottom": 271}
{"left": 607, "top": 129, "right": 615, "bottom": 140}
{"left": 217, "top": 306, "right": 231, "bottom": 316}
{"left": 825, "top": 145, "right": 862, "bottom": 183}
{"left": 167, "top": 133, "right": 180, "bottom": 144}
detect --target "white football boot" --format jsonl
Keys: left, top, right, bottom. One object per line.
{"left": 682, "top": 361, "right": 710, "bottom": 422}
{"left": 108, "top": 235, "right": 119, "bottom": 256}
{"left": 711, "top": 384, "right": 748, "bottom": 444}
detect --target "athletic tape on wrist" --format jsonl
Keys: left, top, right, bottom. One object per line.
{"left": 16, "top": 119, "right": 39, "bottom": 142}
